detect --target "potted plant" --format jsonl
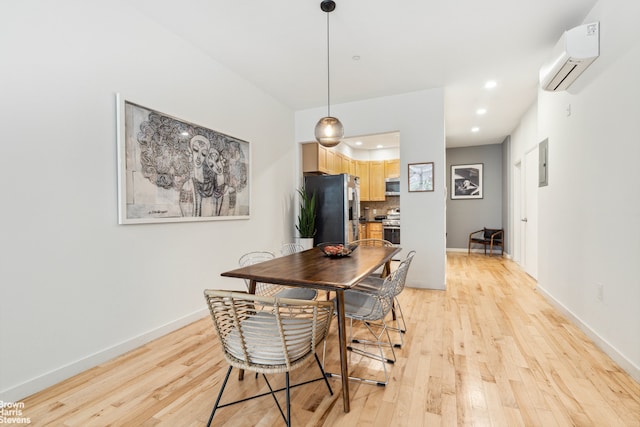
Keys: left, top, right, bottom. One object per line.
{"left": 296, "top": 187, "right": 317, "bottom": 249}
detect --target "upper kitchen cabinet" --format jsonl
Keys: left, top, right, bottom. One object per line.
{"left": 302, "top": 142, "right": 395, "bottom": 201}
{"left": 356, "top": 160, "right": 370, "bottom": 201}
{"left": 302, "top": 142, "right": 329, "bottom": 174}
{"left": 326, "top": 149, "right": 337, "bottom": 173}
{"left": 303, "top": 142, "right": 354, "bottom": 175}
{"left": 369, "top": 161, "right": 385, "bottom": 201}
{"left": 384, "top": 159, "right": 400, "bottom": 178}
{"left": 336, "top": 152, "right": 351, "bottom": 174}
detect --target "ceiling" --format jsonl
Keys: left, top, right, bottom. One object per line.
{"left": 132, "top": 0, "right": 596, "bottom": 148}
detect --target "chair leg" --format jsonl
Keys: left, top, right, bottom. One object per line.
{"left": 210, "top": 360, "right": 330, "bottom": 425}
{"left": 390, "top": 297, "right": 407, "bottom": 347}
{"left": 314, "top": 353, "right": 334, "bottom": 395}
{"left": 262, "top": 374, "right": 288, "bottom": 424}
{"left": 207, "top": 366, "right": 233, "bottom": 427}
{"left": 285, "top": 372, "right": 291, "bottom": 427}
{"left": 345, "top": 320, "right": 396, "bottom": 385}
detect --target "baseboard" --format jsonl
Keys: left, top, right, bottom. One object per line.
{"left": 536, "top": 285, "right": 640, "bottom": 383}
{"left": 1, "top": 308, "right": 209, "bottom": 402}
{"left": 446, "top": 247, "right": 511, "bottom": 259}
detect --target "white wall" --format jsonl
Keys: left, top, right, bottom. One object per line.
{"left": 0, "top": 1, "right": 297, "bottom": 400}
{"left": 295, "top": 90, "right": 446, "bottom": 289}
{"left": 510, "top": 0, "right": 640, "bottom": 380}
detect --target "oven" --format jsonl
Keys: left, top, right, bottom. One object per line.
{"left": 382, "top": 209, "right": 400, "bottom": 245}
{"left": 383, "top": 225, "right": 400, "bottom": 245}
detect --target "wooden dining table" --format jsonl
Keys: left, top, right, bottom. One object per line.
{"left": 221, "top": 244, "right": 401, "bottom": 413}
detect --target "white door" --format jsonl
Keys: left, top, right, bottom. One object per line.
{"left": 513, "top": 161, "right": 522, "bottom": 264}
{"left": 523, "top": 147, "right": 538, "bottom": 279}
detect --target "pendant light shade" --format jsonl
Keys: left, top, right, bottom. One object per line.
{"left": 315, "top": 0, "right": 343, "bottom": 147}
{"left": 315, "top": 116, "right": 344, "bottom": 147}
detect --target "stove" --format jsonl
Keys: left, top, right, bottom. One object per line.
{"left": 382, "top": 218, "right": 400, "bottom": 228}
{"left": 382, "top": 208, "right": 400, "bottom": 244}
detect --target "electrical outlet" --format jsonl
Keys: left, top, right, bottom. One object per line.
{"left": 596, "top": 283, "right": 604, "bottom": 301}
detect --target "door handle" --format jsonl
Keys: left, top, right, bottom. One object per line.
{"left": 521, "top": 218, "right": 528, "bottom": 222}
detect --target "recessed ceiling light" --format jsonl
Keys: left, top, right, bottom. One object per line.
{"left": 484, "top": 80, "right": 497, "bottom": 89}
{"left": 471, "top": 127, "right": 480, "bottom": 132}
{"left": 376, "top": 144, "right": 383, "bottom": 149}
{"left": 355, "top": 141, "right": 363, "bottom": 146}
{"left": 476, "top": 108, "right": 487, "bottom": 115}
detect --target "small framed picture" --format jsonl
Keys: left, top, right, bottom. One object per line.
{"left": 451, "top": 163, "right": 483, "bottom": 199}
{"left": 408, "top": 162, "right": 434, "bottom": 192}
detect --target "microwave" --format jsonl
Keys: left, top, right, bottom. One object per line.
{"left": 385, "top": 178, "right": 400, "bottom": 196}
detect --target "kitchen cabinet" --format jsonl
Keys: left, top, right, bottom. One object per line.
{"left": 358, "top": 223, "right": 367, "bottom": 240}
{"left": 302, "top": 143, "right": 394, "bottom": 202}
{"left": 326, "top": 150, "right": 337, "bottom": 174}
{"left": 369, "top": 161, "right": 386, "bottom": 201}
{"left": 341, "top": 155, "right": 351, "bottom": 174}
{"left": 302, "top": 143, "right": 329, "bottom": 174}
{"left": 385, "top": 159, "right": 400, "bottom": 178}
{"left": 336, "top": 153, "right": 350, "bottom": 174}
{"left": 368, "top": 222, "right": 383, "bottom": 240}
{"left": 349, "top": 159, "right": 356, "bottom": 176}
{"left": 355, "top": 161, "right": 370, "bottom": 201}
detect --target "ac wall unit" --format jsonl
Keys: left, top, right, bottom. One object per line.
{"left": 539, "top": 22, "right": 600, "bottom": 92}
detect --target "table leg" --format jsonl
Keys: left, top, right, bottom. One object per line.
{"left": 335, "top": 289, "right": 350, "bottom": 412}
{"left": 381, "top": 260, "right": 391, "bottom": 278}
{"left": 238, "top": 279, "right": 258, "bottom": 381}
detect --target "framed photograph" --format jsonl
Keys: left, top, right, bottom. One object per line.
{"left": 408, "top": 162, "right": 434, "bottom": 192}
{"left": 116, "top": 94, "right": 250, "bottom": 224}
{"left": 451, "top": 163, "right": 483, "bottom": 199}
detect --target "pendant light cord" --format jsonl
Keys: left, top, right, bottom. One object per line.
{"left": 326, "top": 11, "right": 331, "bottom": 117}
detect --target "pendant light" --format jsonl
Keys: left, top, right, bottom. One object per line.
{"left": 315, "top": 0, "right": 344, "bottom": 147}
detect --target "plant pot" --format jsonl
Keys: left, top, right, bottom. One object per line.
{"left": 297, "top": 237, "right": 314, "bottom": 250}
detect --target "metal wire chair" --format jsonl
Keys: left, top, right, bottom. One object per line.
{"left": 203, "top": 290, "right": 334, "bottom": 427}
{"left": 352, "top": 251, "right": 416, "bottom": 348}
{"left": 328, "top": 257, "right": 412, "bottom": 386}
{"left": 351, "top": 238, "right": 394, "bottom": 247}
{"left": 280, "top": 243, "right": 305, "bottom": 256}
{"left": 351, "top": 238, "right": 395, "bottom": 276}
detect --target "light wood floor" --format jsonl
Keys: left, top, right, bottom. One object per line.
{"left": 19, "top": 253, "right": 640, "bottom": 426}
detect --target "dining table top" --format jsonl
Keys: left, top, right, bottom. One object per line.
{"left": 221, "top": 245, "right": 401, "bottom": 290}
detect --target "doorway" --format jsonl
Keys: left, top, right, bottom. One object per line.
{"left": 522, "top": 146, "right": 539, "bottom": 279}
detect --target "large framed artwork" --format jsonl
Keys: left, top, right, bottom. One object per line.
{"left": 116, "top": 94, "right": 250, "bottom": 224}
{"left": 408, "top": 162, "right": 434, "bottom": 192}
{"left": 451, "top": 163, "right": 483, "bottom": 199}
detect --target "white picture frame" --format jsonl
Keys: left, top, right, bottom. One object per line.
{"left": 116, "top": 94, "right": 250, "bottom": 224}
{"left": 451, "top": 163, "right": 483, "bottom": 199}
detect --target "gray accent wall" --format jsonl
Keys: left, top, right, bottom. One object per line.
{"left": 501, "top": 136, "right": 511, "bottom": 254}
{"left": 446, "top": 143, "right": 503, "bottom": 250}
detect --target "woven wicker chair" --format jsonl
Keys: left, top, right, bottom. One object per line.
{"left": 239, "top": 251, "right": 316, "bottom": 300}
{"left": 203, "top": 290, "right": 334, "bottom": 426}
{"left": 352, "top": 251, "right": 416, "bottom": 348}
{"left": 280, "top": 243, "right": 305, "bottom": 256}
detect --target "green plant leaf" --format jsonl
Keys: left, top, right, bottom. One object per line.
{"left": 296, "top": 187, "right": 317, "bottom": 238}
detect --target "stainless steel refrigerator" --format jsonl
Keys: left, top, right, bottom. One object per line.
{"left": 304, "top": 174, "right": 360, "bottom": 246}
